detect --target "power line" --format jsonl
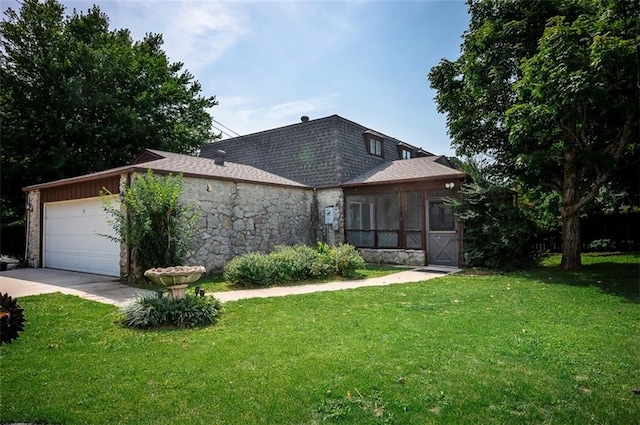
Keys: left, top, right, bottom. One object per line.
{"left": 212, "top": 118, "right": 241, "bottom": 137}
{"left": 210, "top": 124, "right": 235, "bottom": 139}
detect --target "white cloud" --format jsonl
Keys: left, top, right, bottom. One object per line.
{"left": 106, "top": 0, "right": 247, "bottom": 72}
{"left": 165, "top": 1, "right": 248, "bottom": 69}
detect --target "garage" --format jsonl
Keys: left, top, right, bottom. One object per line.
{"left": 43, "top": 196, "right": 121, "bottom": 277}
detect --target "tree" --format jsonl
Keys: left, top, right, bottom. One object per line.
{"left": 429, "top": 0, "right": 639, "bottom": 269}
{"left": 447, "top": 157, "right": 541, "bottom": 270}
{"left": 0, "top": 0, "right": 218, "bottom": 222}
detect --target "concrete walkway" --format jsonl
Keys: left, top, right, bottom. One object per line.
{"left": 0, "top": 266, "right": 460, "bottom": 306}
{"left": 212, "top": 266, "right": 460, "bottom": 302}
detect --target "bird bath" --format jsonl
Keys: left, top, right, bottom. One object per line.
{"left": 144, "top": 266, "right": 206, "bottom": 299}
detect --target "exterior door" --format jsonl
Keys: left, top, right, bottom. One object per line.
{"left": 426, "top": 200, "right": 458, "bottom": 266}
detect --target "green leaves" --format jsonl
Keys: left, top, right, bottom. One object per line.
{"left": 103, "top": 170, "right": 198, "bottom": 276}
{"left": 429, "top": 0, "right": 639, "bottom": 269}
{"left": 1, "top": 0, "right": 218, "bottom": 221}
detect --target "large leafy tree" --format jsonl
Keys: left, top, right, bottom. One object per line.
{"left": 429, "top": 0, "right": 639, "bottom": 270}
{"left": 0, "top": 0, "right": 218, "bottom": 222}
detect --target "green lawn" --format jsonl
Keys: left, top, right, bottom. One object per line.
{"left": 1, "top": 253, "right": 638, "bottom": 424}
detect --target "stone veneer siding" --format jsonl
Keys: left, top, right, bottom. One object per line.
{"left": 25, "top": 190, "right": 41, "bottom": 267}
{"left": 358, "top": 248, "right": 425, "bottom": 267}
{"left": 315, "top": 188, "right": 345, "bottom": 246}
{"left": 182, "top": 177, "right": 316, "bottom": 271}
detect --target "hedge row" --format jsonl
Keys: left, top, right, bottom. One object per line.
{"left": 223, "top": 243, "right": 365, "bottom": 287}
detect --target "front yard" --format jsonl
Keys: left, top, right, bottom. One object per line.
{"left": 1, "top": 253, "right": 638, "bottom": 424}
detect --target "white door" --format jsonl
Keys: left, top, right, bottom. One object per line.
{"left": 44, "top": 197, "right": 121, "bottom": 277}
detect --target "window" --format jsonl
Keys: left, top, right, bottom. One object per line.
{"left": 404, "top": 191, "right": 423, "bottom": 248}
{"left": 347, "top": 195, "right": 375, "bottom": 247}
{"left": 346, "top": 192, "right": 404, "bottom": 249}
{"left": 364, "top": 133, "right": 384, "bottom": 157}
{"left": 376, "top": 193, "right": 399, "bottom": 247}
{"left": 401, "top": 149, "right": 412, "bottom": 159}
{"left": 428, "top": 200, "right": 455, "bottom": 231}
{"left": 348, "top": 198, "right": 373, "bottom": 230}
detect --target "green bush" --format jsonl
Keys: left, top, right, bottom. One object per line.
{"left": 223, "top": 243, "right": 365, "bottom": 286}
{"left": 588, "top": 239, "right": 617, "bottom": 252}
{"left": 122, "top": 294, "right": 222, "bottom": 329}
{"left": 449, "top": 181, "right": 542, "bottom": 270}
{"left": 330, "top": 244, "right": 365, "bottom": 278}
{"left": 102, "top": 170, "right": 198, "bottom": 278}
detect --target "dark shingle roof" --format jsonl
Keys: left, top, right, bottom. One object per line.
{"left": 342, "top": 156, "right": 465, "bottom": 187}
{"left": 199, "top": 114, "right": 435, "bottom": 188}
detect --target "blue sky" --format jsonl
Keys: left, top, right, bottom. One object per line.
{"left": 5, "top": 0, "right": 470, "bottom": 156}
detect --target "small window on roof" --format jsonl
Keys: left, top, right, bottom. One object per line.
{"left": 401, "top": 149, "right": 412, "bottom": 159}
{"left": 364, "top": 133, "right": 383, "bottom": 157}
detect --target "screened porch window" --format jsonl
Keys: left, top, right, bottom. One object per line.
{"left": 346, "top": 192, "right": 421, "bottom": 249}
{"left": 347, "top": 195, "right": 375, "bottom": 247}
{"left": 404, "top": 191, "right": 423, "bottom": 248}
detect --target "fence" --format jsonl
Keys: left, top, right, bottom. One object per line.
{"left": 535, "top": 213, "right": 640, "bottom": 252}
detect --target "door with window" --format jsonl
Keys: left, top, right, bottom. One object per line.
{"left": 426, "top": 200, "right": 458, "bottom": 266}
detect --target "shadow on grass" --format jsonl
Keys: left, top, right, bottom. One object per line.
{"left": 525, "top": 260, "right": 640, "bottom": 303}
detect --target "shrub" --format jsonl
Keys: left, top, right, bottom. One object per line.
{"left": 223, "top": 252, "right": 277, "bottom": 286}
{"left": 588, "top": 239, "right": 617, "bottom": 252}
{"left": 449, "top": 181, "right": 542, "bottom": 270}
{"left": 122, "top": 293, "right": 222, "bottom": 329}
{"left": 223, "top": 243, "right": 365, "bottom": 286}
{"left": 330, "top": 244, "right": 365, "bottom": 278}
{"left": 102, "top": 170, "right": 198, "bottom": 278}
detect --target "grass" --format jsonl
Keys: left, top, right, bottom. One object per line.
{"left": 1, "top": 253, "right": 638, "bottom": 424}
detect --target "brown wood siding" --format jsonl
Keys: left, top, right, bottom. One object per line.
{"left": 40, "top": 176, "right": 121, "bottom": 203}
{"left": 343, "top": 178, "right": 464, "bottom": 195}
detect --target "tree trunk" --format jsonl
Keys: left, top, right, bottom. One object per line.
{"left": 561, "top": 212, "right": 581, "bottom": 270}
{"left": 560, "top": 136, "right": 582, "bottom": 270}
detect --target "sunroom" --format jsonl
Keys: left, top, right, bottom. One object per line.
{"left": 342, "top": 156, "right": 465, "bottom": 267}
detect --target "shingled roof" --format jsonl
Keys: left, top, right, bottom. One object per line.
{"left": 24, "top": 149, "right": 308, "bottom": 191}
{"left": 342, "top": 156, "right": 465, "bottom": 187}
{"left": 199, "top": 115, "right": 434, "bottom": 188}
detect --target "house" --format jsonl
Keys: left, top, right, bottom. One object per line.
{"left": 23, "top": 115, "right": 465, "bottom": 277}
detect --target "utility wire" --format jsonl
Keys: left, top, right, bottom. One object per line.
{"left": 212, "top": 118, "right": 241, "bottom": 137}
{"left": 211, "top": 124, "right": 235, "bottom": 139}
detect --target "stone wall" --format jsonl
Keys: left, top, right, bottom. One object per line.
{"left": 315, "top": 188, "right": 345, "bottom": 246}
{"left": 182, "top": 177, "right": 316, "bottom": 271}
{"left": 358, "top": 248, "right": 425, "bottom": 266}
{"left": 25, "top": 190, "right": 41, "bottom": 267}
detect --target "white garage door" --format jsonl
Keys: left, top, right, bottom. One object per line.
{"left": 44, "top": 197, "right": 121, "bottom": 277}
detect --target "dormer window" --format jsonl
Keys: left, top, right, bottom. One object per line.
{"left": 401, "top": 149, "right": 412, "bottom": 159}
{"left": 364, "top": 131, "right": 384, "bottom": 157}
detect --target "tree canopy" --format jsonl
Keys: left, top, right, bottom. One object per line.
{"left": 429, "top": 0, "right": 639, "bottom": 269}
{"left": 0, "top": 0, "right": 218, "bottom": 221}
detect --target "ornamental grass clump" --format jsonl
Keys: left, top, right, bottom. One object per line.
{"left": 122, "top": 293, "right": 222, "bottom": 329}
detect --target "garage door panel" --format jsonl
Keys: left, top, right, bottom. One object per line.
{"left": 44, "top": 197, "right": 121, "bottom": 277}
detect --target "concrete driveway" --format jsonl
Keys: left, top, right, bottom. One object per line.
{"left": 0, "top": 268, "right": 153, "bottom": 307}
